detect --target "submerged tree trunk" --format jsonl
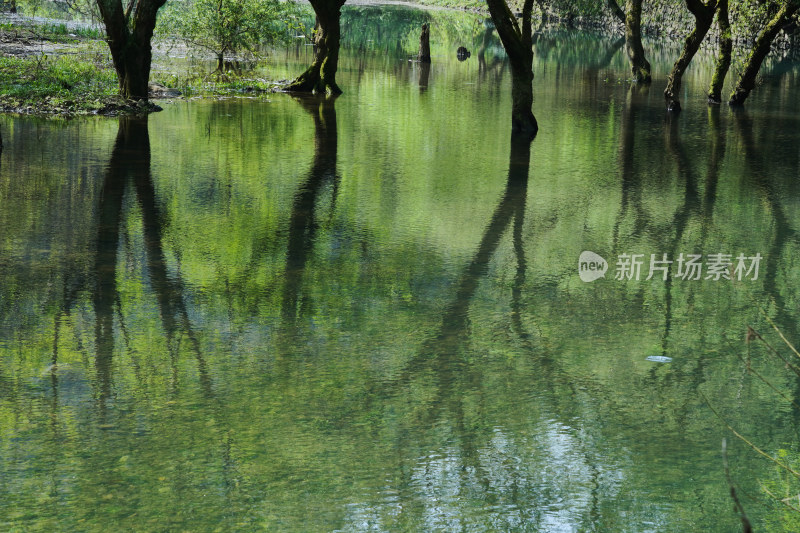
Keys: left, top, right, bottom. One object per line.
{"left": 664, "top": 0, "right": 717, "bottom": 112}
{"left": 707, "top": 0, "right": 731, "bottom": 103}
{"left": 418, "top": 23, "right": 431, "bottom": 63}
{"left": 285, "top": 0, "right": 346, "bottom": 94}
{"left": 624, "top": 0, "right": 651, "bottom": 83}
{"left": 96, "top": 0, "right": 165, "bottom": 99}
{"left": 485, "top": 0, "right": 538, "bottom": 137}
{"left": 729, "top": 1, "right": 800, "bottom": 106}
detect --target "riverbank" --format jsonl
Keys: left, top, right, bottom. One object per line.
{"left": 1, "top": 0, "right": 798, "bottom": 117}
{"left": 0, "top": 14, "right": 293, "bottom": 117}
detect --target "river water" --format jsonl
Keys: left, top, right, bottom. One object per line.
{"left": 2, "top": 5, "right": 800, "bottom": 531}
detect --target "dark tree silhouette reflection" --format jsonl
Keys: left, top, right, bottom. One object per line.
{"left": 93, "top": 118, "right": 211, "bottom": 405}
{"left": 281, "top": 95, "right": 341, "bottom": 325}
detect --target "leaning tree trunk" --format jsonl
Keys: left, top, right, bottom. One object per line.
{"left": 285, "top": 0, "right": 346, "bottom": 94}
{"left": 729, "top": 1, "right": 799, "bottom": 106}
{"left": 607, "top": 0, "right": 626, "bottom": 23}
{"left": 96, "top": 0, "right": 165, "bottom": 99}
{"left": 624, "top": 0, "right": 651, "bottom": 83}
{"left": 664, "top": 0, "right": 717, "bottom": 112}
{"left": 707, "top": 0, "right": 731, "bottom": 103}
{"left": 485, "top": 0, "right": 538, "bottom": 136}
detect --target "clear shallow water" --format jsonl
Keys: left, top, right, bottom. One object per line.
{"left": 2, "top": 6, "right": 800, "bottom": 531}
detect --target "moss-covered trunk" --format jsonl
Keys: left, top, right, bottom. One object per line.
{"left": 624, "top": 0, "right": 651, "bottom": 83}
{"left": 664, "top": 0, "right": 716, "bottom": 112}
{"left": 707, "top": 0, "right": 731, "bottom": 104}
{"left": 486, "top": 0, "right": 538, "bottom": 137}
{"left": 285, "top": 0, "right": 346, "bottom": 94}
{"left": 729, "top": 1, "right": 800, "bottom": 106}
{"left": 97, "top": 0, "right": 165, "bottom": 99}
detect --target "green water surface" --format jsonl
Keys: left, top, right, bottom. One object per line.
{"left": 2, "top": 6, "right": 800, "bottom": 532}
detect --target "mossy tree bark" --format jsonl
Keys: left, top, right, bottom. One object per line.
{"left": 285, "top": 0, "right": 346, "bottom": 95}
{"left": 707, "top": 0, "right": 731, "bottom": 103}
{"left": 96, "top": 0, "right": 166, "bottom": 99}
{"left": 485, "top": 0, "right": 538, "bottom": 137}
{"left": 664, "top": 0, "right": 717, "bottom": 112}
{"left": 729, "top": 0, "right": 800, "bottom": 106}
{"left": 624, "top": 0, "right": 651, "bottom": 83}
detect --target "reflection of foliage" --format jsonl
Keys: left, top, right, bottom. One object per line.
{"left": 157, "top": 0, "right": 303, "bottom": 70}
{"left": 5, "top": 10, "right": 800, "bottom": 530}
{"left": 762, "top": 446, "right": 800, "bottom": 532}
{"left": 340, "top": 6, "right": 489, "bottom": 58}
{"left": 705, "top": 319, "right": 800, "bottom": 531}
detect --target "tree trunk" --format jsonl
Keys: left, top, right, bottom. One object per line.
{"left": 707, "top": 0, "right": 731, "bottom": 104}
{"left": 96, "top": 0, "right": 165, "bottom": 99}
{"left": 510, "top": 61, "right": 536, "bottom": 134}
{"left": 485, "top": 0, "right": 538, "bottom": 137}
{"left": 729, "top": 1, "right": 799, "bottom": 106}
{"left": 664, "top": 0, "right": 717, "bottom": 112}
{"left": 418, "top": 23, "right": 431, "bottom": 63}
{"left": 285, "top": 0, "right": 346, "bottom": 95}
{"left": 607, "top": 0, "right": 626, "bottom": 24}
{"left": 624, "top": 0, "right": 651, "bottom": 83}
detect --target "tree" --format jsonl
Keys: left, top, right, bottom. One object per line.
{"left": 418, "top": 23, "right": 431, "bottom": 63}
{"left": 485, "top": 0, "right": 538, "bottom": 136}
{"left": 707, "top": 0, "right": 731, "bottom": 103}
{"left": 623, "top": 0, "right": 651, "bottom": 82}
{"left": 664, "top": 0, "right": 718, "bottom": 112}
{"left": 607, "top": 0, "right": 651, "bottom": 83}
{"left": 96, "top": 0, "right": 167, "bottom": 99}
{"left": 157, "top": 0, "right": 298, "bottom": 74}
{"left": 729, "top": 0, "right": 800, "bottom": 106}
{"left": 285, "top": 0, "right": 346, "bottom": 94}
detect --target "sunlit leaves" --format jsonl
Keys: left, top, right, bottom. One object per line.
{"left": 157, "top": 0, "right": 304, "bottom": 66}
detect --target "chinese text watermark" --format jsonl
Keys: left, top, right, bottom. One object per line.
{"left": 579, "top": 251, "right": 761, "bottom": 283}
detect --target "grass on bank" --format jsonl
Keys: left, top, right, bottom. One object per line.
{"left": 0, "top": 21, "right": 105, "bottom": 41}
{"left": 0, "top": 54, "right": 119, "bottom": 114}
{"left": 0, "top": 50, "right": 282, "bottom": 116}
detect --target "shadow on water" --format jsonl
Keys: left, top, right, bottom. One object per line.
{"left": 732, "top": 110, "right": 800, "bottom": 422}
{"left": 612, "top": 84, "right": 652, "bottom": 250}
{"left": 637, "top": 109, "right": 726, "bottom": 419}
{"left": 368, "top": 134, "right": 591, "bottom": 524}
{"left": 92, "top": 118, "right": 212, "bottom": 408}
{"left": 418, "top": 61, "right": 430, "bottom": 92}
{"left": 281, "top": 95, "right": 341, "bottom": 326}
{"left": 732, "top": 111, "right": 800, "bottom": 331}
{"left": 390, "top": 135, "right": 533, "bottom": 387}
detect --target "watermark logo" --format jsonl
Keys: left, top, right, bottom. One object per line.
{"left": 579, "top": 251, "right": 762, "bottom": 282}
{"left": 578, "top": 251, "right": 608, "bottom": 282}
